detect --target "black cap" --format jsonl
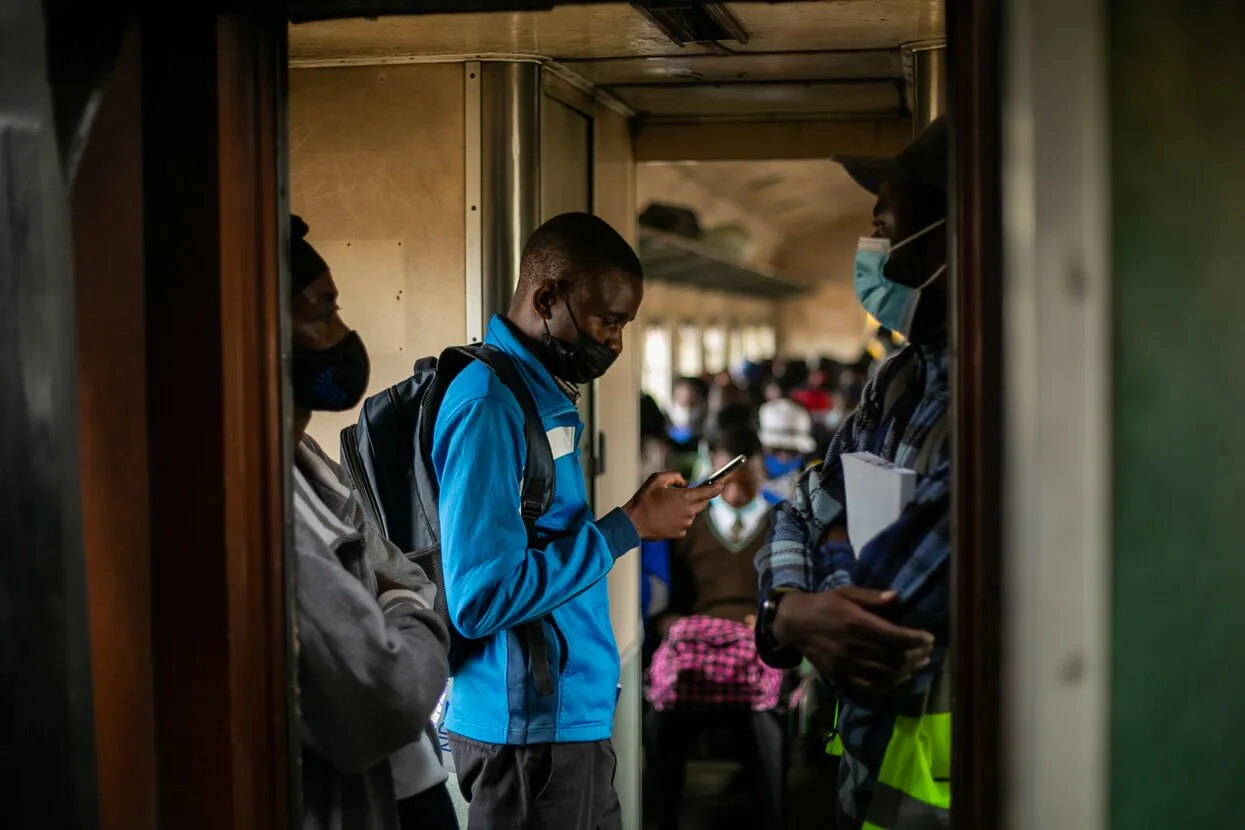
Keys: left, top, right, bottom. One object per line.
{"left": 834, "top": 115, "right": 948, "bottom": 195}
{"left": 290, "top": 214, "right": 328, "bottom": 297}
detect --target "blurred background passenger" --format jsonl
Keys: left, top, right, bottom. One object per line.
{"left": 644, "top": 427, "right": 785, "bottom": 830}
{"left": 757, "top": 398, "right": 817, "bottom": 505}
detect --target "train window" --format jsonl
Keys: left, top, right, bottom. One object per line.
{"left": 728, "top": 326, "right": 745, "bottom": 369}
{"left": 758, "top": 326, "right": 776, "bottom": 359}
{"left": 703, "top": 324, "right": 727, "bottom": 375}
{"left": 642, "top": 323, "right": 674, "bottom": 410}
{"left": 677, "top": 322, "right": 703, "bottom": 378}
{"left": 742, "top": 324, "right": 776, "bottom": 361}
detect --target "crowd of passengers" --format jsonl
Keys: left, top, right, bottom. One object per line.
{"left": 635, "top": 355, "right": 882, "bottom": 828}
{"left": 291, "top": 115, "right": 950, "bottom": 830}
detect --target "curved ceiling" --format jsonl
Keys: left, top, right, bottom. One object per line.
{"left": 291, "top": 1, "right": 944, "bottom": 120}
{"left": 676, "top": 160, "right": 875, "bottom": 240}
{"left": 639, "top": 159, "right": 876, "bottom": 284}
{"left": 291, "top": 2, "right": 944, "bottom": 61}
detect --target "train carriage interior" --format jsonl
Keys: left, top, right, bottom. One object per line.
{"left": 5, "top": 0, "right": 1245, "bottom": 829}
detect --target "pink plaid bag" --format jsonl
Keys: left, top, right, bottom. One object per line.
{"left": 646, "top": 614, "right": 784, "bottom": 712}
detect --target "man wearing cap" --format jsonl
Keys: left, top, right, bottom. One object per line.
{"left": 757, "top": 397, "right": 818, "bottom": 505}
{"left": 752, "top": 116, "right": 953, "bottom": 830}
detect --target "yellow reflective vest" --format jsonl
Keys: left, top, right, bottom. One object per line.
{"left": 827, "top": 655, "right": 951, "bottom": 829}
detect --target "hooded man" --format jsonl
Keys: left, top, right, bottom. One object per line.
{"left": 289, "top": 214, "right": 455, "bottom": 830}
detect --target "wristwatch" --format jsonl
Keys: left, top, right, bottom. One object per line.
{"left": 758, "top": 588, "right": 791, "bottom": 649}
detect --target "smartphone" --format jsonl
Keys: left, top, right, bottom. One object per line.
{"left": 696, "top": 454, "right": 747, "bottom": 488}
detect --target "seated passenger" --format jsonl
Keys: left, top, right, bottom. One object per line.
{"left": 434, "top": 213, "right": 722, "bottom": 830}
{"left": 758, "top": 397, "right": 817, "bottom": 505}
{"left": 645, "top": 427, "right": 785, "bottom": 830}
{"left": 689, "top": 401, "right": 758, "bottom": 485}
{"left": 288, "top": 215, "right": 455, "bottom": 830}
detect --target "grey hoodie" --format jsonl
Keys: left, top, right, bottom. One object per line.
{"left": 294, "top": 435, "right": 450, "bottom": 830}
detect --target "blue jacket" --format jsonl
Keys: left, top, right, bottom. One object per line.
{"left": 433, "top": 315, "right": 640, "bottom": 745}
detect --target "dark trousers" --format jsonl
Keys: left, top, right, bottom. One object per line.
{"left": 644, "top": 708, "right": 785, "bottom": 830}
{"left": 448, "top": 733, "right": 621, "bottom": 830}
{"left": 397, "top": 779, "right": 459, "bottom": 830}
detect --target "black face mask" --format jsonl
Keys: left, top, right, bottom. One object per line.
{"left": 292, "top": 331, "right": 371, "bottom": 412}
{"left": 540, "top": 297, "right": 618, "bottom": 384}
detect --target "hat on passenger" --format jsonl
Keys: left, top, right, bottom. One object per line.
{"left": 758, "top": 398, "right": 817, "bottom": 455}
{"left": 290, "top": 214, "right": 328, "bottom": 297}
{"left": 834, "top": 115, "right": 949, "bottom": 195}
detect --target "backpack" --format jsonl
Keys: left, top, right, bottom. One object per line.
{"left": 339, "top": 344, "right": 556, "bottom": 696}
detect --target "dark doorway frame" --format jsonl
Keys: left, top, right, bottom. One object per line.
{"left": 947, "top": 0, "right": 1005, "bottom": 829}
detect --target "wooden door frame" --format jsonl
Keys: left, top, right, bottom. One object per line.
{"left": 141, "top": 14, "right": 293, "bottom": 830}
{"left": 947, "top": 0, "right": 1005, "bottom": 827}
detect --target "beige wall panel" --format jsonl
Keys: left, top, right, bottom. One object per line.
{"left": 594, "top": 107, "right": 644, "bottom": 659}
{"left": 290, "top": 64, "right": 466, "bottom": 452}
{"left": 776, "top": 219, "right": 870, "bottom": 360}
{"left": 779, "top": 281, "right": 868, "bottom": 361}
{"left": 541, "top": 96, "right": 592, "bottom": 218}
{"left": 633, "top": 117, "right": 911, "bottom": 163}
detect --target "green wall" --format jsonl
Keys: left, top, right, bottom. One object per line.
{"left": 1111, "top": 2, "right": 1245, "bottom": 827}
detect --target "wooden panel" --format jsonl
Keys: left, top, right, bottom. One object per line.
{"left": 566, "top": 50, "right": 903, "bottom": 86}
{"left": 0, "top": 0, "right": 98, "bottom": 825}
{"left": 633, "top": 116, "right": 912, "bottom": 161}
{"left": 314, "top": 240, "right": 407, "bottom": 355}
{"left": 729, "top": 0, "right": 944, "bottom": 52}
{"left": 541, "top": 95, "right": 592, "bottom": 219}
{"left": 615, "top": 80, "right": 901, "bottom": 119}
{"left": 290, "top": 7, "right": 709, "bottom": 63}
{"left": 948, "top": 0, "right": 1005, "bottom": 826}
{"left": 70, "top": 25, "right": 158, "bottom": 830}
{"left": 143, "top": 16, "right": 290, "bottom": 830}
{"left": 289, "top": 63, "right": 467, "bottom": 452}
{"left": 288, "top": 2, "right": 944, "bottom": 62}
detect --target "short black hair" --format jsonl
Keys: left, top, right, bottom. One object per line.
{"left": 709, "top": 426, "right": 762, "bottom": 459}
{"left": 706, "top": 402, "right": 758, "bottom": 448}
{"left": 516, "top": 212, "right": 642, "bottom": 300}
{"left": 640, "top": 394, "right": 669, "bottom": 440}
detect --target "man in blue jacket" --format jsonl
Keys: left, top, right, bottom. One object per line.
{"left": 434, "top": 212, "right": 721, "bottom": 829}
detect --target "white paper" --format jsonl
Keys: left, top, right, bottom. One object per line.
{"left": 841, "top": 452, "right": 918, "bottom": 555}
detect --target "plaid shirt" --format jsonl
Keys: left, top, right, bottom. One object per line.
{"left": 754, "top": 341, "right": 951, "bottom": 827}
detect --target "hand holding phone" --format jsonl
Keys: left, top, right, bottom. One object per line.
{"left": 624, "top": 470, "right": 723, "bottom": 541}
{"left": 696, "top": 454, "right": 747, "bottom": 488}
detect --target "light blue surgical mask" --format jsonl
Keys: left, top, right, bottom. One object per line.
{"left": 854, "top": 218, "right": 948, "bottom": 338}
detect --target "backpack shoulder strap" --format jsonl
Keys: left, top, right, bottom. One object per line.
{"left": 454, "top": 345, "right": 555, "bottom": 522}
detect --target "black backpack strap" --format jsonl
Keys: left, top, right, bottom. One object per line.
{"left": 463, "top": 346, "right": 555, "bottom": 521}
{"left": 462, "top": 346, "right": 557, "bottom": 697}
{"left": 430, "top": 345, "right": 557, "bottom": 697}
